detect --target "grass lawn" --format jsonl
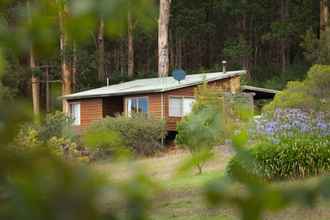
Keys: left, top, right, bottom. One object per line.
{"left": 93, "top": 146, "right": 330, "bottom": 220}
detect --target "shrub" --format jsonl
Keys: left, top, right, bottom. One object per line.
{"left": 264, "top": 65, "right": 330, "bottom": 112}
{"left": 227, "top": 134, "right": 330, "bottom": 180}
{"left": 47, "top": 137, "right": 87, "bottom": 162}
{"left": 82, "top": 128, "right": 127, "bottom": 160}
{"left": 14, "top": 126, "right": 41, "bottom": 151}
{"left": 38, "top": 111, "right": 75, "bottom": 141}
{"left": 14, "top": 112, "right": 81, "bottom": 160}
{"left": 87, "top": 113, "right": 166, "bottom": 156}
{"left": 176, "top": 84, "right": 224, "bottom": 174}
{"left": 176, "top": 107, "right": 222, "bottom": 174}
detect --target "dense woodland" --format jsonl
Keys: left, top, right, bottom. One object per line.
{"left": 0, "top": 0, "right": 328, "bottom": 113}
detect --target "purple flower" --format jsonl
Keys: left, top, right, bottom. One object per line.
{"left": 252, "top": 108, "right": 330, "bottom": 139}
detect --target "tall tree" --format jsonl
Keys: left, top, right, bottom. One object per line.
{"left": 280, "top": 0, "right": 289, "bottom": 73}
{"left": 97, "top": 19, "right": 105, "bottom": 81}
{"left": 158, "top": 0, "right": 171, "bottom": 77}
{"left": 72, "top": 42, "right": 77, "bottom": 92}
{"left": 127, "top": 10, "right": 134, "bottom": 78}
{"left": 320, "top": 0, "right": 329, "bottom": 34}
{"left": 58, "top": 1, "right": 72, "bottom": 113}
{"left": 30, "top": 47, "right": 40, "bottom": 115}
{"left": 27, "top": 0, "right": 40, "bottom": 115}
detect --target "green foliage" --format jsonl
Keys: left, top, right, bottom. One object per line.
{"left": 223, "top": 93, "right": 254, "bottom": 139}
{"left": 302, "top": 29, "right": 330, "bottom": 65}
{"left": 264, "top": 65, "right": 330, "bottom": 112}
{"left": 14, "top": 112, "right": 81, "bottom": 160}
{"left": 88, "top": 113, "right": 166, "bottom": 156}
{"left": 205, "top": 129, "right": 330, "bottom": 220}
{"left": 47, "top": 136, "right": 86, "bottom": 162}
{"left": 0, "top": 81, "right": 13, "bottom": 101}
{"left": 0, "top": 1, "right": 159, "bottom": 219}
{"left": 31, "top": 67, "right": 42, "bottom": 78}
{"left": 176, "top": 84, "right": 224, "bottom": 174}
{"left": 227, "top": 134, "right": 330, "bottom": 181}
{"left": 176, "top": 107, "right": 222, "bottom": 151}
{"left": 14, "top": 126, "right": 41, "bottom": 150}
{"left": 247, "top": 64, "right": 308, "bottom": 90}
{"left": 82, "top": 128, "right": 128, "bottom": 160}
{"left": 223, "top": 36, "right": 252, "bottom": 66}
{"left": 38, "top": 111, "right": 75, "bottom": 141}
{"left": 0, "top": 98, "right": 156, "bottom": 220}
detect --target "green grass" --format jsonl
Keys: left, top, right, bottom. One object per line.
{"left": 164, "top": 171, "right": 223, "bottom": 189}
{"left": 93, "top": 146, "right": 330, "bottom": 220}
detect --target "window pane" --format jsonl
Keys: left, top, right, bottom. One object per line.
{"left": 183, "top": 98, "right": 195, "bottom": 116}
{"left": 169, "top": 97, "right": 182, "bottom": 117}
{"left": 138, "top": 97, "right": 148, "bottom": 113}
{"left": 127, "top": 97, "right": 149, "bottom": 116}
{"left": 131, "top": 98, "right": 138, "bottom": 113}
{"left": 70, "top": 103, "right": 80, "bottom": 125}
{"left": 127, "top": 98, "right": 132, "bottom": 116}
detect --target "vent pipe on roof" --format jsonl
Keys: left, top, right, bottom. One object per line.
{"left": 222, "top": 60, "right": 227, "bottom": 73}
{"left": 106, "top": 77, "right": 110, "bottom": 87}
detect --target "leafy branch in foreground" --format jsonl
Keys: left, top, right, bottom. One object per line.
{"left": 0, "top": 99, "right": 156, "bottom": 220}
{"left": 204, "top": 130, "right": 330, "bottom": 220}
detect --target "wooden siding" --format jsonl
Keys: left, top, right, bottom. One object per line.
{"left": 163, "top": 76, "right": 241, "bottom": 131}
{"left": 69, "top": 75, "right": 241, "bottom": 131}
{"left": 145, "top": 75, "right": 241, "bottom": 131}
{"left": 164, "top": 86, "right": 195, "bottom": 131}
{"left": 75, "top": 98, "right": 104, "bottom": 129}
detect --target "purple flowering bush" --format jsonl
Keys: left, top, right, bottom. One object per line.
{"left": 252, "top": 108, "right": 330, "bottom": 140}
{"left": 227, "top": 108, "right": 330, "bottom": 180}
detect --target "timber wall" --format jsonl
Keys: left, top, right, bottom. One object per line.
{"left": 68, "top": 75, "right": 241, "bottom": 131}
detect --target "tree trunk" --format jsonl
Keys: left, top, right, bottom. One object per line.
{"left": 158, "top": 0, "right": 171, "bottom": 77}
{"left": 59, "top": 3, "right": 72, "bottom": 113}
{"left": 97, "top": 19, "right": 105, "bottom": 81}
{"left": 30, "top": 48, "right": 40, "bottom": 115}
{"left": 320, "top": 0, "right": 329, "bottom": 35}
{"left": 45, "top": 66, "right": 50, "bottom": 113}
{"left": 27, "top": 1, "right": 40, "bottom": 116}
{"left": 127, "top": 11, "right": 134, "bottom": 78}
{"left": 280, "top": 0, "right": 289, "bottom": 73}
{"left": 120, "top": 38, "right": 125, "bottom": 76}
{"left": 72, "top": 42, "right": 77, "bottom": 92}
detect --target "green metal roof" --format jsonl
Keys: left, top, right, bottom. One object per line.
{"left": 63, "top": 70, "right": 246, "bottom": 100}
{"left": 241, "top": 85, "right": 279, "bottom": 94}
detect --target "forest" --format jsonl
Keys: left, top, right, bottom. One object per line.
{"left": 1, "top": 1, "right": 330, "bottom": 220}
{"left": 0, "top": 0, "right": 326, "bottom": 113}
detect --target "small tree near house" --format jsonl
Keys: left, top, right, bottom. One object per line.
{"left": 176, "top": 84, "right": 224, "bottom": 174}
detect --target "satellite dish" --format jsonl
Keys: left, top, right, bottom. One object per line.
{"left": 172, "top": 69, "right": 186, "bottom": 83}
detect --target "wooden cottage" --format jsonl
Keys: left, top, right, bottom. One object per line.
{"left": 62, "top": 70, "right": 245, "bottom": 131}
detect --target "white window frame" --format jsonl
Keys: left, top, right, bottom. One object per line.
{"left": 69, "top": 102, "right": 81, "bottom": 126}
{"left": 168, "top": 96, "right": 196, "bottom": 117}
{"left": 126, "top": 96, "right": 149, "bottom": 117}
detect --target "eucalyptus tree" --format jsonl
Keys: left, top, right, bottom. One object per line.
{"left": 158, "top": 0, "right": 171, "bottom": 77}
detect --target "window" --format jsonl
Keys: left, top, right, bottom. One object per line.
{"left": 127, "top": 97, "right": 149, "bottom": 116}
{"left": 169, "top": 97, "right": 195, "bottom": 117}
{"left": 69, "top": 103, "right": 80, "bottom": 126}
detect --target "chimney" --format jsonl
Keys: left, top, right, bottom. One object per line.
{"left": 222, "top": 60, "right": 227, "bottom": 73}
